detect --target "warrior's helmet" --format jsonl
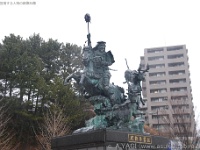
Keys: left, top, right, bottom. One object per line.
{"left": 93, "top": 41, "right": 106, "bottom": 51}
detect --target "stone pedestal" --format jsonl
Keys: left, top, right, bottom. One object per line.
{"left": 51, "top": 129, "right": 169, "bottom": 150}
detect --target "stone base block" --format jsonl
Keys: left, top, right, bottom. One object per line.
{"left": 51, "top": 129, "right": 169, "bottom": 150}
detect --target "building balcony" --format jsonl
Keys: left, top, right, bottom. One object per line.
{"left": 149, "top": 84, "right": 167, "bottom": 89}
{"left": 169, "top": 83, "right": 188, "bottom": 88}
{"left": 167, "top": 57, "right": 185, "bottom": 63}
{"left": 168, "top": 75, "right": 187, "bottom": 80}
{"left": 170, "top": 91, "right": 188, "bottom": 96}
{"left": 167, "top": 66, "right": 187, "bottom": 71}
{"left": 173, "top": 118, "right": 191, "bottom": 123}
{"left": 172, "top": 109, "right": 192, "bottom": 114}
{"left": 149, "top": 93, "right": 168, "bottom": 97}
{"left": 150, "top": 119, "right": 169, "bottom": 125}
{"left": 170, "top": 100, "right": 189, "bottom": 106}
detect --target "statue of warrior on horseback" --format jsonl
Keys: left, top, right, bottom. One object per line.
{"left": 64, "top": 13, "right": 125, "bottom": 104}
{"left": 64, "top": 14, "right": 149, "bottom": 133}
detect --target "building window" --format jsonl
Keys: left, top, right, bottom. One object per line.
{"left": 169, "top": 78, "right": 186, "bottom": 84}
{"left": 150, "top": 88, "right": 167, "bottom": 93}
{"left": 167, "top": 46, "right": 183, "bottom": 51}
{"left": 152, "top": 115, "right": 169, "bottom": 120}
{"left": 149, "top": 72, "right": 165, "bottom": 77}
{"left": 170, "top": 87, "right": 187, "bottom": 92}
{"left": 149, "top": 64, "right": 165, "bottom": 69}
{"left": 147, "top": 48, "right": 164, "bottom": 53}
{"left": 148, "top": 56, "right": 164, "bottom": 61}
{"left": 174, "top": 123, "right": 191, "bottom": 127}
{"left": 140, "top": 64, "right": 145, "bottom": 69}
{"left": 151, "top": 105, "right": 169, "bottom": 111}
{"left": 153, "top": 124, "right": 170, "bottom": 130}
{"left": 168, "top": 62, "right": 184, "bottom": 67}
{"left": 168, "top": 54, "right": 184, "bottom": 59}
{"left": 171, "top": 96, "right": 188, "bottom": 101}
{"left": 149, "top": 80, "right": 166, "bottom": 85}
{"left": 168, "top": 70, "right": 185, "bottom": 75}
{"left": 172, "top": 104, "right": 189, "bottom": 110}
{"left": 151, "top": 97, "right": 168, "bottom": 102}
{"left": 173, "top": 114, "right": 190, "bottom": 120}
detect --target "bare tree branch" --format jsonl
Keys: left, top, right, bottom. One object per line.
{"left": 34, "top": 103, "right": 71, "bottom": 150}
{"left": 159, "top": 100, "right": 199, "bottom": 150}
{"left": 0, "top": 104, "right": 19, "bottom": 150}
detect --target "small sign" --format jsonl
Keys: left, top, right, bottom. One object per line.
{"left": 128, "top": 134, "right": 152, "bottom": 144}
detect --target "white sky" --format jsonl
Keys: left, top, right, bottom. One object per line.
{"left": 1, "top": 0, "right": 200, "bottom": 118}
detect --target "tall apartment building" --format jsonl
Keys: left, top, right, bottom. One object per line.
{"left": 140, "top": 45, "right": 195, "bottom": 135}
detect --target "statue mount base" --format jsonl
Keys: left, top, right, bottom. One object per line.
{"left": 51, "top": 129, "right": 170, "bottom": 150}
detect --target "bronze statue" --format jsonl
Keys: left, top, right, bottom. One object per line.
{"left": 64, "top": 14, "right": 149, "bottom": 133}
{"left": 124, "top": 61, "right": 149, "bottom": 132}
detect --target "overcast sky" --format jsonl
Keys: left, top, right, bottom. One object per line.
{"left": 1, "top": 0, "right": 200, "bottom": 117}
